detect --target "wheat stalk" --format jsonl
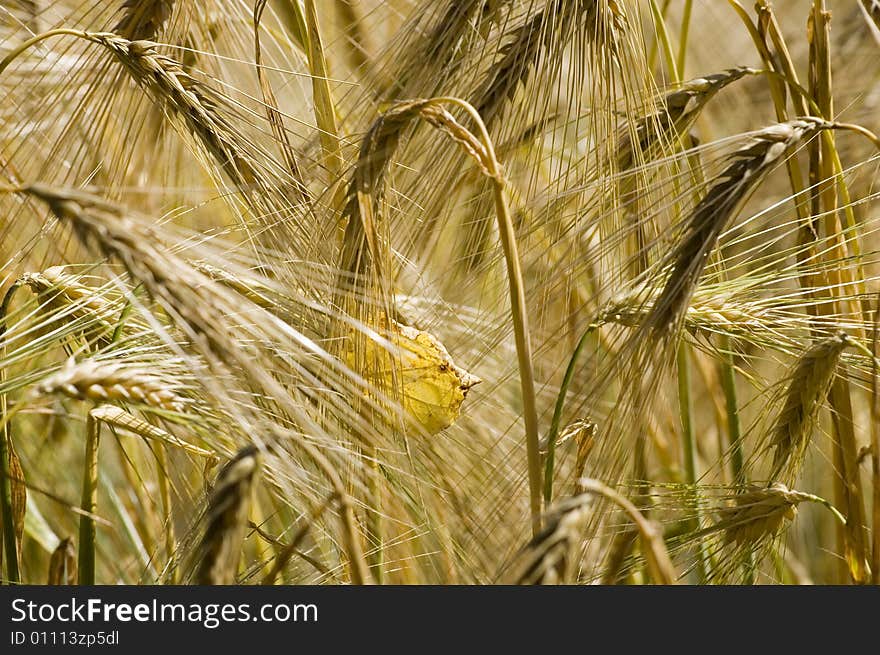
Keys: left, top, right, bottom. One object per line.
{"left": 78, "top": 411, "right": 100, "bottom": 584}
{"left": 92, "top": 34, "right": 272, "bottom": 194}
{"left": 339, "top": 97, "right": 542, "bottom": 534}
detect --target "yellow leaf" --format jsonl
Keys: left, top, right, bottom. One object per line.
{"left": 347, "top": 315, "right": 480, "bottom": 435}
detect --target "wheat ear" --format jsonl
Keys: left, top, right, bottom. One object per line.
{"left": 192, "top": 446, "right": 260, "bottom": 584}
{"left": 768, "top": 333, "right": 850, "bottom": 480}
{"left": 36, "top": 359, "right": 189, "bottom": 413}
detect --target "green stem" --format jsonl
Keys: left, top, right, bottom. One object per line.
{"left": 810, "top": 0, "right": 870, "bottom": 584}
{"left": 718, "top": 335, "right": 754, "bottom": 583}
{"left": 543, "top": 324, "right": 599, "bottom": 505}
{"left": 677, "top": 343, "right": 707, "bottom": 583}
{"left": 78, "top": 413, "right": 100, "bottom": 585}
{"left": 155, "top": 444, "right": 176, "bottom": 584}
{"left": 677, "top": 0, "right": 693, "bottom": 77}
{"left": 0, "top": 418, "right": 19, "bottom": 584}
{"left": 491, "top": 176, "right": 542, "bottom": 536}
{"left": 647, "top": 0, "right": 671, "bottom": 72}
{"left": 439, "top": 97, "right": 542, "bottom": 536}
{"left": 0, "top": 282, "right": 23, "bottom": 583}
{"left": 719, "top": 338, "right": 746, "bottom": 487}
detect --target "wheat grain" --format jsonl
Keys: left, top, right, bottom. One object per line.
{"left": 37, "top": 359, "right": 189, "bottom": 412}
{"left": 387, "top": 0, "right": 507, "bottom": 99}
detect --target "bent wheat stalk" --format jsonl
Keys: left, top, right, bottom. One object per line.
{"left": 78, "top": 412, "right": 100, "bottom": 585}
{"left": 340, "top": 97, "right": 542, "bottom": 535}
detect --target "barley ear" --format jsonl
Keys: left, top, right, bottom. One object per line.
{"left": 192, "top": 446, "right": 260, "bottom": 585}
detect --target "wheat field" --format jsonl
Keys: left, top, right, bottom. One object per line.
{"left": 1, "top": 0, "right": 879, "bottom": 585}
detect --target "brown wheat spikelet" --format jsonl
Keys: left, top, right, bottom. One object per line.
{"left": 507, "top": 494, "right": 593, "bottom": 585}
{"left": 47, "top": 538, "right": 77, "bottom": 585}
{"left": 191, "top": 446, "right": 260, "bottom": 585}
{"left": 474, "top": 0, "right": 624, "bottom": 128}
{"left": 616, "top": 66, "right": 759, "bottom": 172}
{"left": 115, "top": 0, "right": 175, "bottom": 40}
